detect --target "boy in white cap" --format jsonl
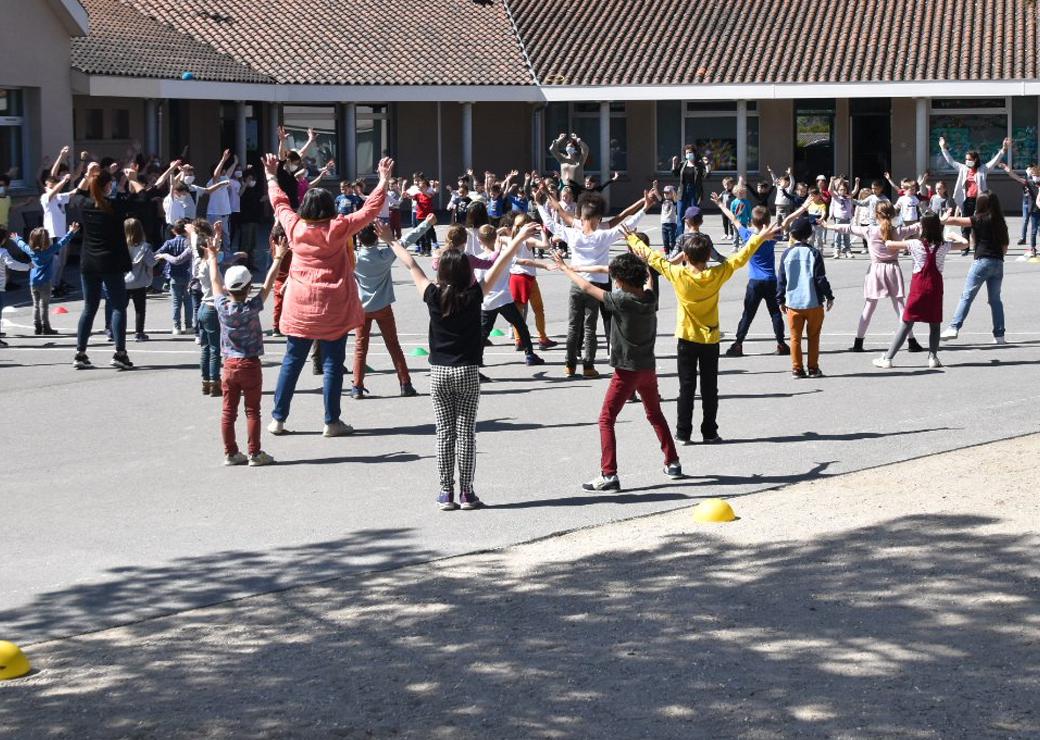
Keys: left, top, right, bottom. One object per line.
{"left": 203, "top": 236, "right": 290, "bottom": 466}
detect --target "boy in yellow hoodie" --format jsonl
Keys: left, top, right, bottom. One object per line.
{"left": 625, "top": 221, "right": 780, "bottom": 445}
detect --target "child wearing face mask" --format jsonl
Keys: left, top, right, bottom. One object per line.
{"left": 237, "top": 169, "right": 265, "bottom": 267}
{"left": 999, "top": 163, "right": 1040, "bottom": 257}
{"left": 228, "top": 164, "right": 243, "bottom": 248}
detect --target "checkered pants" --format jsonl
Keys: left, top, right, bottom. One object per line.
{"left": 430, "top": 364, "right": 481, "bottom": 494}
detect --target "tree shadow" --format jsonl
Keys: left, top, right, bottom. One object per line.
{"left": 4, "top": 514, "right": 1037, "bottom": 737}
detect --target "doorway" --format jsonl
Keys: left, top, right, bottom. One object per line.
{"left": 850, "top": 99, "right": 891, "bottom": 196}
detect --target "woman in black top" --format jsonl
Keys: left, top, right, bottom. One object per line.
{"left": 671, "top": 144, "right": 712, "bottom": 235}
{"left": 940, "top": 192, "right": 1011, "bottom": 343}
{"left": 70, "top": 161, "right": 177, "bottom": 369}
{"left": 385, "top": 220, "right": 537, "bottom": 511}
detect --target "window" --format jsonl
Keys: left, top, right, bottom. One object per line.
{"left": 544, "top": 102, "right": 627, "bottom": 175}
{"left": 356, "top": 104, "right": 390, "bottom": 177}
{"left": 929, "top": 98, "right": 1010, "bottom": 172}
{"left": 1012, "top": 97, "right": 1038, "bottom": 169}
{"left": 794, "top": 100, "right": 835, "bottom": 182}
{"left": 112, "top": 109, "right": 130, "bottom": 139}
{"left": 85, "top": 108, "right": 104, "bottom": 140}
{"left": 655, "top": 101, "right": 759, "bottom": 173}
{"left": 282, "top": 105, "right": 337, "bottom": 176}
{"left": 0, "top": 89, "right": 25, "bottom": 183}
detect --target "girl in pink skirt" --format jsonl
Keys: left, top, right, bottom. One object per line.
{"left": 823, "top": 202, "right": 923, "bottom": 353}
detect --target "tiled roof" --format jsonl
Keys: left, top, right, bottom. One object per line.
{"left": 73, "top": 0, "right": 532, "bottom": 86}
{"left": 508, "top": 0, "right": 1040, "bottom": 86}
{"left": 72, "top": 0, "right": 273, "bottom": 83}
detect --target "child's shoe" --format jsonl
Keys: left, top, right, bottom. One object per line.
{"left": 73, "top": 352, "right": 92, "bottom": 369}
{"left": 267, "top": 419, "right": 288, "bottom": 435}
{"left": 538, "top": 338, "right": 558, "bottom": 349}
{"left": 907, "top": 337, "right": 925, "bottom": 353}
{"left": 724, "top": 342, "right": 743, "bottom": 357}
{"left": 582, "top": 474, "right": 621, "bottom": 492}
{"left": 400, "top": 383, "right": 418, "bottom": 397}
{"left": 210, "top": 382, "right": 222, "bottom": 397}
{"left": 792, "top": 367, "right": 807, "bottom": 379}
{"left": 110, "top": 351, "right": 134, "bottom": 370}
{"left": 564, "top": 365, "right": 576, "bottom": 378}
{"left": 807, "top": 367, "right": 825, "bottom": 378}
{"left": 172, "top": 327, "right": 183, "bottom": 336}
{"left": 850, "top": 338, "right": 865, "bottom": 352}
{"left": 459, "top": 491, "right": 485, "bottom": 510}
{"left": 323, "top": 420, "right": 355, "bottom": 437}
{"left": 351, "top": 385, "right": 368, "bottom": 400}
{"left": 582, "top": 365, "right": 600, "bottom": 379}
{"left": 202, "top": 380, "right": 212, "bottom": 395}
{"left": 437, "top": 491, "right": 459, "bottom": 511}
{"left": 248, "top": 451, "right": 275, "bottom": 467}
{"left": 224, "top": 451, "right": 248, "bottom": 466}
{"left": 872, "top": 357, "right": 893, "bottom": 369}
{"left": 776, "top": 342, "right": 791, "bottom": 355}
{"left": 34, "top": 323, "right": 42, "bottom": 335}
{"left": 135, "top": 333, "right": 149, "bottom": 342}
{"left": 927, "top": 353, "right": 943, "bottom": 369}
{"left": 525, "top": 352, "right": 545, "bottom": 366}
{"left": 664, "top": 461, "right": 684, "bottom": 480}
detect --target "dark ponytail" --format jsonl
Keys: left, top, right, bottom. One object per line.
{"left": 436, "top": 250, "right": 474, "bottom": 317}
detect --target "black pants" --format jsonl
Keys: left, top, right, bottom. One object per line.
{"left": 961, "top": 197, "right": 977, "bottom": 241}
{"left": 127, "top": 287, "right": 147, "bottom": 335}
{"left": 566, "top": 283, "right": 602, "bottom": 368}
{"left": 735, "top": 279, "right": 786, "bottom": 343}
{"left": 676, "top": 339, "right": 719, "bottom": 441}
{"left": 416, "top": 229, "right": 433, "bottom": 255}
{"left": 482, "top": 302, "right": 532, "bottom": 354}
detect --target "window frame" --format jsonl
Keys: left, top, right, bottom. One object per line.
{"left": 928, "top": 97, "right": 1018, "bottom": 171}
{"left": 356, "top": 103, "right": 391, "bottom": 178}
{"left": 544, "top": 102, "right": 628, "bottom": 175}
{"left": 281, "top": 104, "right": 339, "bottom": 179}
{"left": 0, "top": 88, "right": 28, "bottom": 187}
{"left": 654, "top": 101, "right": 759, "bottom": 175}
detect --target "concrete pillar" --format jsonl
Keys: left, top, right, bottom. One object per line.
{"left": 531, "top": 105, "right": 544, "bottom": 172}
{"left": 736, "top": 100, "right": 748, "bottom": 179}
{"left": 268, "top": 103, "right": 281, "bottom": 154}
{"left": 144, "top": 99, "right": 158, "bottom": 158}
{"left": 235, "top": 101, "right": 247, "bottom": 166}
{"left": 915, "top": 97, "right": 929, "bottom": 175}
{"left": 461, "top": 102, "right": 473, "bottom": 173}
{"left": 344, "top": 102, "right": 357, "bottom": 179}
{"left": 599, "top": 101, "right": 611, "bottom": 207}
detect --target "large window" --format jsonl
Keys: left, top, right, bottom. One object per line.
{"left": 655, "top": 101, "right": 759, "bottom": 173}
{"left": 0, "top": 89, "right": 25, "bottom": 183}
{"left": 794, "top": 100, "right": 835, "bottom": 183}
{"left": 84, "top": 108, "right": 104, "bottom": 140}
{"left": 112, "top": 109, "right": 130, "bottom": 140}
{"left": 927, "top": 98, "right": 1033, "bottom": 171}
{"left": 544, "top": 102, "right": 627, "bottom": 174}
{"left": 356, "top": 104, "right": 389, "bottom": 177}
{"left": 282, "top": 105, "right": 337, "bottom": 176}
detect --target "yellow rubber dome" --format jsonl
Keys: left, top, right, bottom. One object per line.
{"left": 692, "top": 498, "right": 737, "bottom": 523}
{"left": 0, "top": 641, "right": 30, "bottom": 680}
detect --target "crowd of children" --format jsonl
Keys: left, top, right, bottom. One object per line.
{"left": 0, "top": 132, "right": 1023, "bottom": 504}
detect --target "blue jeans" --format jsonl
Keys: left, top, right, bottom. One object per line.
{"left": 197, "top": 303, "right": 221, "bottom": 381}
{"left": 191, "top": 289, "right": 203, "bottom": 336}
{"left": 1022, "top": 196, "right": 1031, "bottom": 240}
{"left": 169, "top": 277, "right": 192, "bottom": 330}
{"left": 950, "top": 258, "right": 1005, "bottom": 337}
{"left": 273, "top": 334, "right": 348, "bottom": 425}
{"left": 662, "top": 222, "right": 677, "bottom": 252}
{"left": 1026, "top": 212, "right": 1040, "bottom": 250}
{"left": 78, "top": 272, "right": 127, "bottom": 353}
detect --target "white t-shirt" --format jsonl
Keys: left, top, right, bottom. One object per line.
{"left": 227, "top": 178, "right": 242, "bottom": 213}
{"left": 40, "top": 191, "right": 72, "bottom": 239}
{"left": 561, "top": 224, "right": 626, "bottom": 282}
{"left": 510, "top": 239, "right": 537, "bottom": 276}
{"left": 894, "top": 194, "right": 921, "bottom": 223}
{"left": 477, "top": 249, "right": 514, "bottom": 311}
{"left": 206, "top": 177, "right": 231, "bottom": 216}
{"left": 164, "top": 192, "right": 195, "bottom": 224}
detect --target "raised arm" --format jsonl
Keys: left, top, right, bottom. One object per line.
{"left": 606, "top": 190, "right": 654, "bottom": 229}
{"left": 213, "top": 149, "right": 231, "bottom": 180}
{"left": 385, "top": 229, "right": 431, "bottom": 296}
{"left": 44, "top": 173, "right": 71, "bottom": 202}
{"left": 260, "top": 235, "right": 290, "bottom": 301}
{"left": 203, "top": 241, "right": 225, "bottom": 297}
{"left": 546, "top": 191, "right": 577, "bottom": 228}
{"left": 577, "top": 137, "right": 590, "bottom": 165}
{"left": 332, "top": 157, "right": 392, "bottom": 233}
{"left": 996, "top": 162, "right": 1025, "bottom": 185}
{"left": 51, "top": 146, "right": 70, "bottom": 180}
{"left": 277, "top": 126, "right": 290, "bottom": 160}
{"left": 201, "top": 179, "right": 231, "bottom": 194}
{"left": 985, "top": 138, "right": 1010, "bottom": 171}
{"left": 308, "top": 160, "right": 334, "bottom": 187}
{"left": 938, "top": 137, "right": 961, "bottom": 171}
{"left": 296, "top": 128, "right": 318, "bottom": 160}
{"left": 883, "top": 171, "right": 899, "bottom": 192}
{"left": 710, "top": 191, "right": 741, "bottom": 230}
{"left": 549, "top": 134, "right": 567, "bottom": 164}
{"left": 481, "top": 223, "right": 539, "bottom": 295}
{"left": 783, "top": 199, "right": 812, "bottom": 230}
{"left": 262, "top": 152, "right": 298, "bottom": 235}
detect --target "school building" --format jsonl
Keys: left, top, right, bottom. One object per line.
{"left": 3, "top": 0, "right": 1039, "bottom": 218}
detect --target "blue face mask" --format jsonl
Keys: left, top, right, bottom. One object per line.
{"left": 686, "top": 153, "right": 696, "bottom": 162}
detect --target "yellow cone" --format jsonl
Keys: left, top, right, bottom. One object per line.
{"left": 0, "top": 641, "right": 30, "bottom": 680}
{"left": 692, "top": 498, "right": 737, "bottom": 523}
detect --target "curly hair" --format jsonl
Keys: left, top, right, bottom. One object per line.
{"left": 608, "top": 252, "right": 648, "bottom": 287}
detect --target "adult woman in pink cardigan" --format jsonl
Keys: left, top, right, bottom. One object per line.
{"left": 263, "top": 153, "right": 394, "bottom": 437}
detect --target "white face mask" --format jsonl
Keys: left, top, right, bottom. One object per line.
{"left": 0, "top": 187, "right": 6, "bottom": 197}
{"left": 565, "top": 146, "right": 577, "bottom": 157}
{"left": 233, "top": 170, "right": 242, "bottom": 179}
{"left": 686, "top": 153, "right": 696, "bottom": 162}
{"left": 182, "top": 175, "right": 195, "bottom": 185}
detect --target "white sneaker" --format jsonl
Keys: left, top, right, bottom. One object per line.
{"left": 172, "top": 327, "right": 183, "bottom": 336}
{"left": 224, "top": 452, "right": 248, "bottom": 466}
{"left": 928, "top": 354, "right": 943, "bottom": 369}
{"left": 872, "top": 357, "right": 892, "bottom": 369}
{"left": 940, "top": 327, "right": 959, "bottom": 340}
{"left": 194, "top": 336, "right": 202, "bottom": 345}
{"left": 993, "top": 336, "right": 1007, "bottom": 345}
{"left": 582, "top": 474, "right": 621, "bottom": 492}
{"left": 248, "top": 451, "right": 276, "bottom": 466}
{"left": 323, "top": 420, "right": 355, "bottom": 437}
{"left": 267, "top": 419, "right": 288, "bottom": 435}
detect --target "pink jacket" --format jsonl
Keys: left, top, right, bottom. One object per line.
{"left": 270, "top": 180, "right": 387, "bottom": 340}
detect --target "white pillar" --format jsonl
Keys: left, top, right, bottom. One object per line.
{"left": 531, "top": 105, "right": 544, "bottom": 172}
{"left": 436, "top": 102, "right": 443, "bottom": 209}
{"left": 144, "top": 99, "right": 158, "bottom": 157}
{"left": 344, "top": 102, "right": 357, "bottom": 179}
{"left": 268, "top": 103, "right": 281, "bottom": 154}
{"left": 235, "top": 101, "right": 247, "bottom": 166}
{"left": 915, "top": 97, "right": 929, "bottom": 175}
{"left": 461, "top": 102, "right": 473, "bottom": 173}
{"left": 736, "top": 100, "right": 748, "bottom": 179}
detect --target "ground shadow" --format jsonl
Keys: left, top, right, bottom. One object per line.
{"left": 723, "top": 428, "right": 952, "bottom": 444}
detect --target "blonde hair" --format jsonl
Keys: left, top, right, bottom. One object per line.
{"left": 876, "top": 202, "right": 897, "bottom": 241}
{"left": 28, "top": 227, "right": 50, "bottom": 253}
{"left": 124, "top": 217, "right": 145, "bottom": 248}
{"left": 477, "top": 224, "right": 496, "bottom": 245}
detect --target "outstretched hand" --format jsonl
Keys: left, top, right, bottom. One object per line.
{"left": 373, "top": 220, "right": 393, "bottom": 244}
{"left": 262, "top": 153, "right": 279, "bottom": 176}
{"left": 377, "top": 157, "right": 395, "bottom": 182}
{"left": 273, "top": 236, "right": 290, "bottom": 260}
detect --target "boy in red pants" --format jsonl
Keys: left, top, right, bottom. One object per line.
{"left": 269, "top": 223, "right": 291, "bottom": 336}
{"left": 551, "top": 248, "right": 681, "bottom": 492}
{"left": 204, "top": 236, "right": 289, "bottom": 466}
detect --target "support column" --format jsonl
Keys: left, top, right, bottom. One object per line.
{"left": 436, "top": 102, "right": 444, "bottom": 209}
{"left": 235, "top": 101, "right": 247, "bottom": 166}
{"left": 736, "top": 100, "right": 748, "bottom": 179}
{"left": 344, "top": 102, "right": 357, "bottom": 179}
{"left": 532, "top": 105, "right": 544, "bottom": 172}
{"left": 144, "top": 99, "right": 158, "bottom": 158}
{"left": 268, "top": 103, "right": 281, "bottom": 154}
{"left": 599, "top": 101, "right": 611, "bottom": 206}
{"left": 461, "top": 102, "right": 473, "bottom": 173}
{"left": 915, "top": 97, "right": 929, "bottom": 175}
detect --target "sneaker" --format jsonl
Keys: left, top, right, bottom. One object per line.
{"left": 940, "top": 326, "right": 959, "bottom": 340}
{"left": 907, "top": 337, "right": 925, "bottom": 353}
{"left": 401, "top": 383, "right": 418, "bottom": 397}
{"left": 323, "top": 420, "right": 355, "bottom": 437}
{"left": 194, "top": 336, "right": 202, "bottom": 345}
{"left": 224, "top": 451, "right": 248, "bottom": 466}
{"left": 582, "top": 366, "right": 600, "bottom": 379}
{"left": 525, "top": 353, "right": 546, "bottom": 366}
{"left": 676, "top": 437, "right": 695, "bottom": 446}
{"left": 724, "top": 343, "right": 744, "bottom": 358}
{"left": 807, "top": 367, "right": 825, "bottom": 378}
{"left": 582, "top": 474, "right": 621, "bottom": 492}
{"left": 34, "top": 326, "right": 42, "bottom": 336}
{"left": 702, "top": 435, "right": 724, "bottom": 444}
{"left": 928, "top": 354, "right": 943, "bottom": 369}
{"left": 73, "top": 352, "right": 92, "bottom": 369}
{"left": 437, "top": 491, "right": 459, "bottom": 511}
{"left": 351, "top": 385, "right": 368, "bottom": 400}
{"left": 459, "top": 491, "right": 485, "bottom": 510}
{"left": 776, "top": 342, "right": 791, "bottom": 356}
{"left": 248, "top": 451, "right": 276, "bottom": 467}
{"left": 538, "top": 338, "right": 559, "bottom": 349}
{"left": 664, "top": 461, "right": 684, "bottom": 479}
{"left": 110, "top": 351, "right": 134, "bottom": 370}
{"left": 994, "top": 336, "right": 1007, "bottom": 345}
{"left": 564, "top": 365, "right": 576, "bottom": 378}
{"left": 792, "top": 368, "right": 807, "bottom": 379}
{"left": 172, "top": 327, "right": 183, "bottom": 336}
{"left": 872, "top": 357, "right": 893, "bottom": 369}
{"left": 1018, "top": 238, "right": 1027, "bottom": 245}
{"left": 267, "top": 419, "right": 288, "bottom": 435}
{"left": 135, "top": 333, "right": 149, "bottom": 342}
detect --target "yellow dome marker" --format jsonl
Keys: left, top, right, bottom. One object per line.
{"left": 0, "top": 641, "right": 31, "bottom": 680}
{"left": 692, "top": 498, "right": 737, "bottom": 523}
